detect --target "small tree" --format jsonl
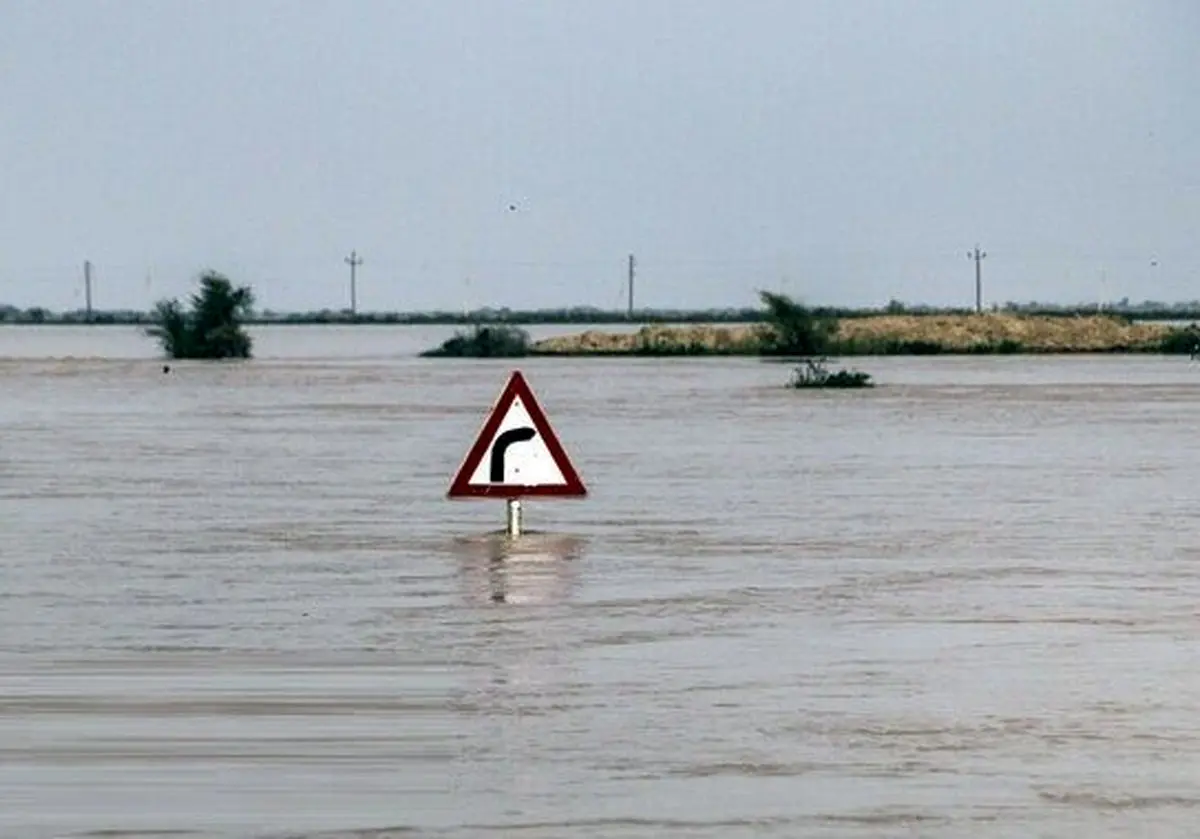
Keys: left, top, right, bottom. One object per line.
{"left": 756, "top": 291, "right": 874, "bottom": 388}
{"left": 147, "top": 271, "right": 255, "bottom": 359}
{"left": 757, "top": 290, "right": 837, "bottom": 356}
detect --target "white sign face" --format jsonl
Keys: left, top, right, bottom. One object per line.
{"left": 466, "top": 395, "right": 569, "bottom": 487}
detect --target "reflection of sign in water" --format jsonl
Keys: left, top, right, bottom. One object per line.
{"left": 447, "top": 371, "right": 587, "bottom": 499}
{"left": 452, "top": 533, "right": 587, "bottom": 606}
{"left": 488, "top": 552, "right": 571, "bottom": 605}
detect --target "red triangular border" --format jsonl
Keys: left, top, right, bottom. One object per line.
{"left": 447, "top": 370, "right": 588, "bottom": 499}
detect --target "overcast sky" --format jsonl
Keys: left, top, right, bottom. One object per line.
{"left": 2, "top": 0, "right": 1197, "bottom": 312}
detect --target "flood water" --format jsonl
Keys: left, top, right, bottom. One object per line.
{"left": 4, "top": 325, "right": 1200, "bottom": 838}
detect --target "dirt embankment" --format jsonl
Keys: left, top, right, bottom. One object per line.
{"left": 531, "top": 323, "right": 765, "bottom": 355}
{"left": 835, "top": 314, "right": 1173, "bottom": 352}
{"left": 530, "top": 314, "right": 1182, "bottom": 356}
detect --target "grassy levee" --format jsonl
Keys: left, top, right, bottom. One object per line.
{"left": 530, "top": 313, "right": 1197, "bottom": 357}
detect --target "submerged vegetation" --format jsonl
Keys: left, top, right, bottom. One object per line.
{"left": 753, "top": 295, "right": 873, "bottom": 388}
{"left": 745, "top": 292, "right": 875, "bottom": 388}
{"left": 419, "top": 324, "right": 531, "bottom": 358}
{"left": 146, "top": 271, "right": 255, "bottom": 360}
{"left": 1158, "top": 323, "right": 1200, "bottom": 357}
{"left": 789, "top": 357, "right": 874, "bottom": 389}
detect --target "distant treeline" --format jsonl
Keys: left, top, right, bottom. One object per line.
{"left": 4, "top": 299, "right": 1200, "bottom": 326}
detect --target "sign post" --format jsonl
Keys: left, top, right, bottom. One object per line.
{"left": 506, "top": 499, "right": 522, "bottom": 538}
{"left": 448, "top": 371, "right": 587, "bottom": 537}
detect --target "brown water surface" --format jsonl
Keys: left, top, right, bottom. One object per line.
{"left": 3, "top": 326, "right": 1200, "bottom": 838}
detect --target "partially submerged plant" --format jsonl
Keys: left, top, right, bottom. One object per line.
{"left": 146, "top": 271, "right": 254, "bottom": 360}
{"left": 420, "top": 323, "right": 531, "bottom": 358}
{"left": 789, "top": 356, "right": 873, "bottom": 389}
{"left": 1159, "top": 323, "right": 1200, "bottom": 357}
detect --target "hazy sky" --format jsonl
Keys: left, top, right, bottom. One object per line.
{"left": 2, "top": 0, "right": 1197, "bottom": 312}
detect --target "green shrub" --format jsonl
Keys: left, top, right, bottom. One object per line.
{"left": 1159, "top": 325, "right": 1200, "bottom": 355}
{"left": 146, "top": 271, "right": 254, "bottom": 359}
{"left": 789, "top": 357, "right": 874, "bottom": 389}
{"left": 758, "top": 291, "right": 837, "bottom": 356}
{"left": 421, "top": 324, "right": 531, "bottom": 357}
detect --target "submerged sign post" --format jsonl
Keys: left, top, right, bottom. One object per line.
{"left": 447, "top": 370, "right": 587, "bottom": 537}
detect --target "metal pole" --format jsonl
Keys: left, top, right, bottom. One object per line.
{"left": 975, "top": 248, "right": 981, "bottom": 313}
{"left": 506, "top": 498, "right": 522, "bottom": 538}
{"left": 345, "top": 250, "right": 363, "bottom": 316}
{"left": 968, "top": 245, "right": 987, "bottom": 313}
{"left": 627, "top": 254, "right": 635, "bottom": 319}
{"left": 83, "top": 260, "right": 93, "bottom": 323}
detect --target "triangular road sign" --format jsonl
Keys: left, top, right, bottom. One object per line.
{"left": 448, "top": 370, "right": 587, "bottom": 499}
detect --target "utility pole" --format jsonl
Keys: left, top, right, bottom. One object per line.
{"left": 83, "top": 260, "right": 93, "bottom": 323}
{"left": 967, "top": 244, "right": 987, "bottom": 313}
{"left": 627, "top": 253, "right": 635, "bottom": 319}
{"left": 344, "top": 250, "right": 363, "bottom": 316}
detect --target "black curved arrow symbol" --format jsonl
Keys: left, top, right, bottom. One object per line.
{"left": 490, "top": 426, "right": 536, "bottom": 482}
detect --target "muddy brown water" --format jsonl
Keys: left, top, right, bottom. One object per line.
{"left": 3, "top": 325, "right": 1200, "bottom": 838}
